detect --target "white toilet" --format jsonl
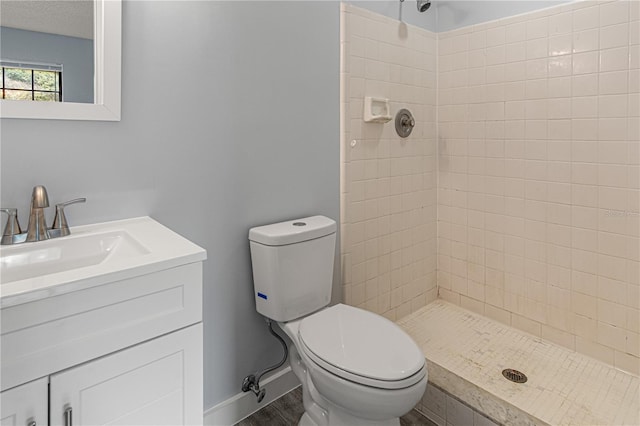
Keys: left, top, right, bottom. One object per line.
{"left": 249, "top": 215, "right": 427, "bottom": 426}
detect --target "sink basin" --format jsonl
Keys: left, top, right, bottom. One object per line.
{"left": 0, "top": 217, "right": 206, "bottom": 307}
{"left": 0, "top": 230, "right": 150, "bottom": 284}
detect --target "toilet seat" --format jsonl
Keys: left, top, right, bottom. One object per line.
{"left": 298, "top": 304, "right": 426, "bottom": 390}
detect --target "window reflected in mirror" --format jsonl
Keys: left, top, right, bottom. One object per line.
{"left": 1, "top": 62, "right": 62, "bottom": 102}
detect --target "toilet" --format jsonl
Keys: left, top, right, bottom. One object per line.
{"left": 249, "top": 216, "right": 427, "bottom": 426}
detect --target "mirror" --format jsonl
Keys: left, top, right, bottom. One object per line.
{"left": 1, "top": 0, "right": 95, "bottom": 104}
{"left": 0, "top": 0, "right": 121, "bottom": 121}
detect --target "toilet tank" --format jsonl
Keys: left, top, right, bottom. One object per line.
{"left": 249, "top": 216, "right": 337, "bottom": 322}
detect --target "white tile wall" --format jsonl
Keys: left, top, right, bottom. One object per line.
{"left": 437, "top": 0, "right": 640, "bottom": 374}
{"left": 340, "top": 4, "right": 438, "bottom": 320}
{"left": 340, "top": 0, "right": 639, "bottom": 375}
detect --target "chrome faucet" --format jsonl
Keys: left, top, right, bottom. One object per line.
{"left": 26, "top": 185, "right": 50, "bottom": 242}
{"left": 1, "top": 185, "right": 85, "bottom": 245}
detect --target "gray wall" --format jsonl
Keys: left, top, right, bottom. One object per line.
{"left": 0, "top": 0, "right": 339, "bottom": 410}
{"left": 0, "top": 26, "right": 94, "bottom": 103}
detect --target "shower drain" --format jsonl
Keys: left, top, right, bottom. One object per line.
{"left": 502, "top": 369, "right": 528, "bottom": 383}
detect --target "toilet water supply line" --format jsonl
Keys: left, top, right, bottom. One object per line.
{"left": 241, "top": 318, "right": 288, "bottom": 403}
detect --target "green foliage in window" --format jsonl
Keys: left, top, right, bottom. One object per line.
{"left": 34, "top": 70, "right": 58, "bottom": 91}
{"left": 5, "top": 68, "right": 32, "bottom": 89}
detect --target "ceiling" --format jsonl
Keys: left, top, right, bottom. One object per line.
{"left": 1, "top": 0, "right": 94, "bottom": 40}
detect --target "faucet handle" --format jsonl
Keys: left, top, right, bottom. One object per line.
{"left": 1, "top": 208, "right": 23, "bottom": 245}
{"left": 51, "top": 198, "right": 86, "bottom": 237}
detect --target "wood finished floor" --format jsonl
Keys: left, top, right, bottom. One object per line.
{"left": 236, "top": 387, "right": 437, "bottom": 426}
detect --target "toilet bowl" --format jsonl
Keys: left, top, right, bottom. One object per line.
{"left": 279, "top": 304, "right": 427, "bottom": 426}
{"left": 249, "top": 216, "right": 427, "bottom": 426}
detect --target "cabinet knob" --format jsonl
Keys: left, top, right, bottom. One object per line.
{"left": 27, "top": 421, "right": 36, "bottom": 426}
{"left": 64, "top": 406, "right": 73, "bottom": 426}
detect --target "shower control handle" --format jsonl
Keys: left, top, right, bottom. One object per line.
{"left": 402, "top": 116, "right": 415, "bottom": 127}
{"left": 395, "top": 109, "right": 415, "bottom": 138}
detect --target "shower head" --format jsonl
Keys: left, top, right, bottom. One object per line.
{"left": 417, "top": 0, "right": 431, "bottom": 12}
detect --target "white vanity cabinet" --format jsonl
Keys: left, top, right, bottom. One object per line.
{"left": 0, "top": 217, "right": 207, "bottom": 426}
{"left": 0, "top": 378, "right": 48, "bottom": 426}
{"left": 49, "top": 324, "right": 202, "bottom": 426}
{"left": 2, "top": 324, "right": 201, "bottom": 426}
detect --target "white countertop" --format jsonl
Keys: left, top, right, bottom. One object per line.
{"left": 0, "top": 217, "right": 206, "bottom": 308}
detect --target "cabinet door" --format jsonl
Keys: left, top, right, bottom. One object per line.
{"left": 0, "top": 377, "right": 48, "bottom": 426}
{"left": 50, "top": 323, "right": 203, "bottom": 426}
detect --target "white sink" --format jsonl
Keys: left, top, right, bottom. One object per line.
{"left": 0, "top": 230, "right": 150, "bottom": 284}
{"left": 0, "top": 217, "right": 206, "bottom": 307}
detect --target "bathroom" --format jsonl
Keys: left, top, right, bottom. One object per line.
{"left": 0, "top": 0, "right": 638, "bottom": 425}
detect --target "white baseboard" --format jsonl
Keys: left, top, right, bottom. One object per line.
{"left": 204, "top": 366, "right": 300, "bottom": 426}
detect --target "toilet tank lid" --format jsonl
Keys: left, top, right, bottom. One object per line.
{"left": 249, "top": 215, "right": 337, "bottom": 246}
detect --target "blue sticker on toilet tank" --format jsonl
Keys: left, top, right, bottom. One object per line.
{"left": 257, "top": 292, "right": 268, "bottom": 300}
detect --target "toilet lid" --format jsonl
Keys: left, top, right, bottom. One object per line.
{"left": 298, "top": 304, "right": 425, "bottom": 386}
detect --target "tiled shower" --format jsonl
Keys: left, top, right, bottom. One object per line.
{"left": 340, "top": 0, "right": 639, "bottom": 376}
{"left": 340, "top": 3, "right": 439, "bottom": 321}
